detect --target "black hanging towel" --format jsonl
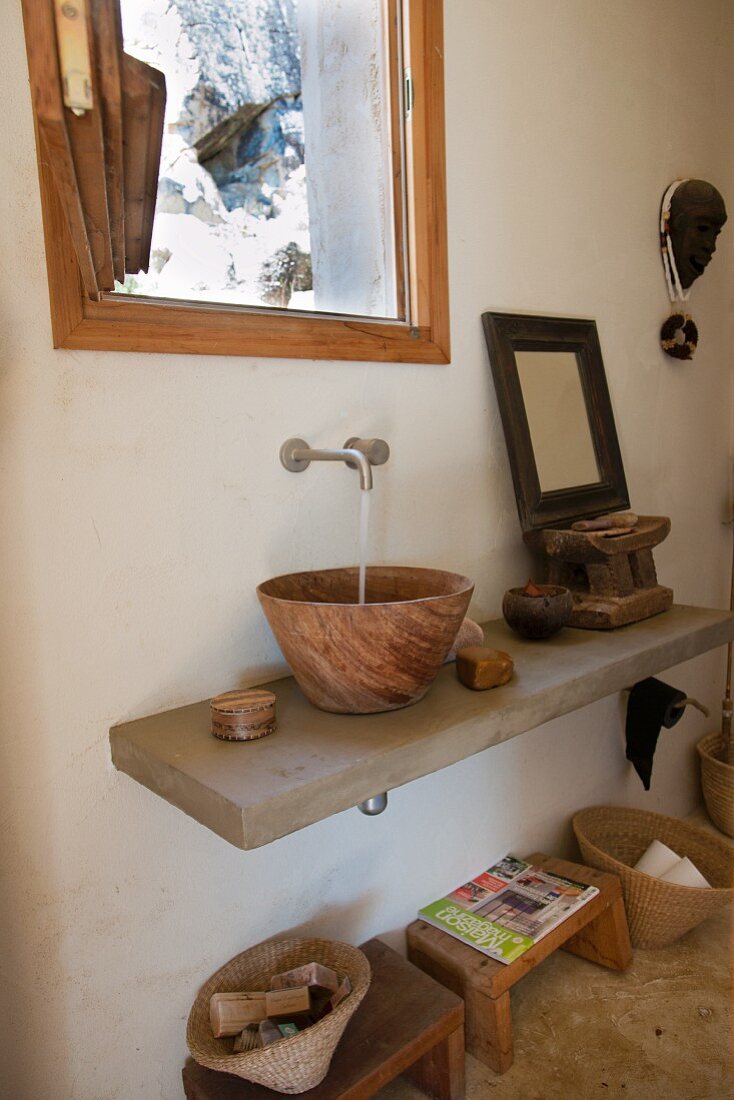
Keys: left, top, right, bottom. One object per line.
{"left": 625, "top": 678, "right": 687, "bottom": 790}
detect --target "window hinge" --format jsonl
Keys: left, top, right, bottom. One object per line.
{"left": 403, "top": 67, "right": 414, "bottom": 121}
{"left": 53, "top": 0, "right": 94, "bottom": 115}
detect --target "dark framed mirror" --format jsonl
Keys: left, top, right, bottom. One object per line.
{"left": 482, "top": 312, "right": 629, "bottom": 532}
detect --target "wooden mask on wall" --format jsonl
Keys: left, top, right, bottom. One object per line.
{"left": 667, "top": 179, "right": 727, "bottom": 290}
{"left": 659, "top": 178, "right": 727, "bottom": 360}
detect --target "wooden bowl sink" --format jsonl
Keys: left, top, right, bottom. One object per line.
{"left": 257, "top": 566, "right": 474, "bottom": 714}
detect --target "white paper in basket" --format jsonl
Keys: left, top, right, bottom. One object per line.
{"left": 633, "top": 839, "right": 681, "bottom": 877}
{"left": 659, "top": 857, "right": 711, "bottom": 889}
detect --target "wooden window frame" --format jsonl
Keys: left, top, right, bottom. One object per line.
{"left": 23, "top": 0, "right": 450, "bottom": 364}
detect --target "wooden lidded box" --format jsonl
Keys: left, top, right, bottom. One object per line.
{"left": 210, "top": 689, "right": 276, "bottom": 741}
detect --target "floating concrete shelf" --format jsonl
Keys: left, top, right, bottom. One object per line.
{"left": 110, "top": 605, "right": 734, "bottom": 851}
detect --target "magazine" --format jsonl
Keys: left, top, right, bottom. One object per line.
{"left": 419, "top": 856, "right": 599, "bottom": 965}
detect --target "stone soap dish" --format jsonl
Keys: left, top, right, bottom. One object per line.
{"left": 502, "top": 582, "right": 573, "bottom": 640}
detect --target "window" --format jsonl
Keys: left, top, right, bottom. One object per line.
{"left": 22, "top": 0, "right": 449, "bottom": 363}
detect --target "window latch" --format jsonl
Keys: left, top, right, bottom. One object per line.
{"left": 403, "top": 67, "right": 414, "bottom": 121}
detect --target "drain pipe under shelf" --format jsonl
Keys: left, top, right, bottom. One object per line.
{"left": 358, "top": 792, "right": 388, "bottom": 815}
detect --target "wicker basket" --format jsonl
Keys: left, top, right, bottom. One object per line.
{"left": 573, "top": 806, "right": 733, "bottom": 948}
{"left": 187, "top": 938, "right": 371, "bottom": 1093}
{"left": 697, "top": 732, "right": 734, "bottom": 838}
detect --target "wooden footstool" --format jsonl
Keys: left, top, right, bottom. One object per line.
{"left": 407, "top": 853, "right": 632, "bottom": 1075}
{"left": 183, "top": 938, "right": 465, "bottom": 1100}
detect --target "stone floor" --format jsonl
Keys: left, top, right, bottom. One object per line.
{"left": 379, "top": 810, "right": 732, "bottom": 1100}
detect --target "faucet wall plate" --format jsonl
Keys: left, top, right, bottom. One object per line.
{"left": 280, "top": 438, "right": 311, "bottom": 473}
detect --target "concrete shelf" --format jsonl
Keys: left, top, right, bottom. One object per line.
{"left": 110, "top": 605, "right": 734, "bottom": 851}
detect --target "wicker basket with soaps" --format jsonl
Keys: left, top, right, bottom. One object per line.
{"left": 187, "top": 938, "right": 370, "bottom": 1093}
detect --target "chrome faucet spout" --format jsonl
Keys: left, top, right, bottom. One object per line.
{"left": 280, "top": 436, "right": 390, "bottom": 491}
{"left": 292, "top": 445, "right": 373, "bottom": 490}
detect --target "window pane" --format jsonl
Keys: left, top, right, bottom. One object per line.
{"left": 117, "top": 0, "right": 401, "bottom": 319}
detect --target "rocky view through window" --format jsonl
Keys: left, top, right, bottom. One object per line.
{"left": 118, "top": 0, "right": 399, "bottom": 319}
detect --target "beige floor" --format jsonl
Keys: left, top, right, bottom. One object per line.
{"left": 380, "top": 810, "right": 732, "bottom": 1100}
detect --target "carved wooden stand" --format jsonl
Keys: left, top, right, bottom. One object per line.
{"left": 524, "top": 515, "right": 673, "bottom": 630}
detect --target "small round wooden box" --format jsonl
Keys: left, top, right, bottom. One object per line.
{"left": 210, "top": 689, "right": 276, "bottom": 741}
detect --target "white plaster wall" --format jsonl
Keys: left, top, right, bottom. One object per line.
{"left": 1, "top": 1, "right": 732, "bottom": 1096}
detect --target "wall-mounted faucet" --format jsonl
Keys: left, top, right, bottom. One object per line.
{"left": 278, "top": 434, "right": 391, "bottom": 817}
{"left": 280, "top": 437, "right": 390, "bottom": 491}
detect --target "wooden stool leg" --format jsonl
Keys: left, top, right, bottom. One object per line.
{"left": 405, "top": 1024, "right": 465, "bottom": 1100}
{"left": 629, "top": 548, "right": 658, "bottom": 590}
{"left": 562, "top": 895, "right": 632, "bottom": 971}
{"left": 587, "top": 558, "right": 634, "bottom": 597}
{"left": 465, "top": 987, "right": 513, "bottom": 1075}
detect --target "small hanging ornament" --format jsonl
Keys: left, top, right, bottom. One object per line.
{"left": 659, "top": 312, "right": 698, "bottom": 361}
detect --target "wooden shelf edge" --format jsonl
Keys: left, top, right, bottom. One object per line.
{"left": 110, "top": 606, "right": 734, "bottom": 851}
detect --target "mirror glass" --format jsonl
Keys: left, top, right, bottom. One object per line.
{"left": 516, "top": 350, "right": 600, "bottom": 491}
{"left": 117, "top": 0, "right": 401, "bottom": 318}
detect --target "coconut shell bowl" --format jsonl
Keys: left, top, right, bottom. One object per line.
{"left": 502, "top": 581, "right": 573, "bottom": 640}
{"left": 257, "top": 566, "right": 474, "bottom": 714}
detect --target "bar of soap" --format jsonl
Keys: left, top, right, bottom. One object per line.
{"left": 265, "top": 986, "right": 311, "bottom": 1018}
{"left": 233, "top": 1025, "right": 262, "bottom": 1052}
{"left": 259, "top": 1018, "right": 283, "bottom": 1047}
{"left": 455, "top": 647, "right": 514, "bottom": 691}
{"left": 326, "top": 977, "right": 352, "bottom": 1012}
{"left": 270, "top": 961, "right": 339, "bottom": 997}
{"left": 210, "top": 992, "right": 267, "bottom": 1037}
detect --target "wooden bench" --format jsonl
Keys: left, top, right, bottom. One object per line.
{"left": 407, "top": 853, "right": 632, "bottom": 1075}
{"left": 183, "top": 937, "right": 465, "bottom": 1100}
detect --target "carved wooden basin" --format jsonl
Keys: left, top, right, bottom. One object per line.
{"left": 257, "top": 566, "right": 474, "bottom": 714}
